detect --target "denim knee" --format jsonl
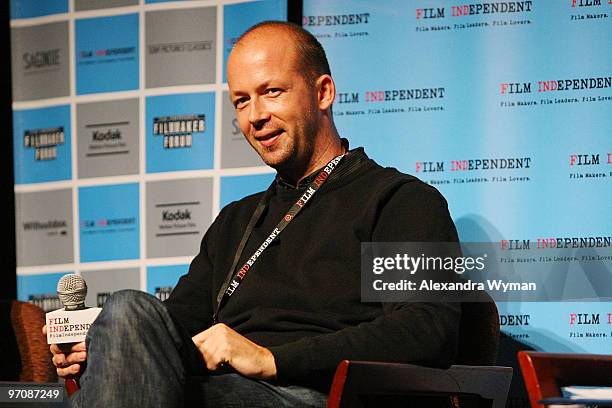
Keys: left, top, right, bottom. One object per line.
{"left": 98, "top": 290, "right": 162, "bottom": 322}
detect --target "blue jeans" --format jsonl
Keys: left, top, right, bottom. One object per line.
{"left": 70, "top": 290, "right": 327, "bottom": 408}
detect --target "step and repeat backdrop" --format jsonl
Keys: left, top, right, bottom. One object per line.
{"left": 11, "top": 0, "right": 611, "bottom": 406}
{"left": 11, "top": 0, "right": 284, "bottom": 307}
{"left": 302, "top": 1, "right": 611, "bottom": 406}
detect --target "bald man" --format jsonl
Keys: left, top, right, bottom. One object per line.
{"left": 50, "top": 21, "right": 460, "bottom": 408}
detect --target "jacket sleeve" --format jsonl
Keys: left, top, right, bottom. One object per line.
{"left": 268, "top": 181, "right": 462, "bottom": 383}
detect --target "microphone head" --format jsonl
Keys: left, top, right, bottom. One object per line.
{"left": 57, "top": 274, "right": 87, "bottom": 310}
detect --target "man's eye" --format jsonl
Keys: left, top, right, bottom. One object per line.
{"left": 266, "top": 88, "right": 282, "bottom": 96}
{"left": 234, "top": 98, "right": 248, "bottom": 109}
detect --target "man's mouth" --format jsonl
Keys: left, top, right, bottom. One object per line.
{"left": 255, "top": 129, "right": 283, "bottom": 148}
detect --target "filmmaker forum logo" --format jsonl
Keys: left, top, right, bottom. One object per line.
{"left": 498, "top": 76, "right": 612, "bottom": 108}
{"left": 23, "top": 126, "right": 65, "bottom": 161}
{"left": 414, "top": 156, "right": 532, "bottom": 185}
{"left": 153, "top": 114, "right": 205, "bottom": 149}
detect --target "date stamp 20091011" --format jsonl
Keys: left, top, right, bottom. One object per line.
{"left": 0, "top": 383, "right": 64, "bottom": 407}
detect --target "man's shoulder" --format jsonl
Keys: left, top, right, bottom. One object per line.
{"left": 363, "top": 163, "right": 448, "bottom": 206}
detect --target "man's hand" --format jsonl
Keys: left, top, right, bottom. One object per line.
{"left": 42, "top": 325, "right": 87, "bottom": 379}
{"left": 192, "top": 323, "right": 277, "bottom": 379}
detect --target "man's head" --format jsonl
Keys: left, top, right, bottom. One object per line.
{"left": 226, "top": 21, "right": 340, "bottom": 183}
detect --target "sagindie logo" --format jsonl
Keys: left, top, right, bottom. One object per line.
{"left": 154, "top": 114, "right": 205, "bottom": 149}
{"left": 22, "top": 48, "right": 61, "bottom": 71}
{"left": 24, "top": 127, "right": 64, "bottom": 161}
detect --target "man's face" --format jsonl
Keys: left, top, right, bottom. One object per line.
{"left": 226, "top": 32, "right": 320, "bottom": 172}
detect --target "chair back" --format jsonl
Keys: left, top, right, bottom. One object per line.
{"left": 518, "top": 351, "right": 612, "bottom": 408}
{"left": 10, "top": 300, "right": 57, "bottom": 382}
{"left": 455, "top": 293, "right": 500, "bottom": 366}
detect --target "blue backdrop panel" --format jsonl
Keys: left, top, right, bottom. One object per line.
{"left": 146, "top": 264, "right": 189, "bottom": 296}
{"left": 79, "top": 183, "right": 140, "bottom": 262}
{"left": 303, "top": 0, "right": 612, "bottom": 360}
{"left": 17, "top": 273, "right": 67, "bottom": 302}
{"left": 76, "top": 13, "right": 140, "bottom": 95}
{"left": 223, "top": 0, "right": 288, "bottom": 83}
{"left": 146, "top": 92, "right": 215, "bottom": 173}
{"left": 13, "top": 105, "right": 72, "bottom": 184}
{"left": 10, "top": 0, "right": 67, "bottom": 19}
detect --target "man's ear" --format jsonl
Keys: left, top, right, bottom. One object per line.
{"left": 316, "top": 74, "right": 336, "bottom": 111}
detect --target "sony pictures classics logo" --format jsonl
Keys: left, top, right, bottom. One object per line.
{"left": 148, "top": 41, "right": 212, "bottom": 55}
{"left": 24, "top": 127, "right": 64, "bottom": 161}
{"left": 153, "top": 114, "right": 205, "bottom": 149}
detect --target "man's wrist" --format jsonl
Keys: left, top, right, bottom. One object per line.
{"left": 260, "top": 347, "right": 277, "bottom": 379}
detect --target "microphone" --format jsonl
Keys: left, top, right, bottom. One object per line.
{"left": 46, "top": 274, "right": 102, "bottom": 345}
{"left": 58, "top": 274, "right": 87, "bottom": 311}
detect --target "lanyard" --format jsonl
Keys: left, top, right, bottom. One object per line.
{"left": 213, "top": 153, "right": 345, "bottom": 323}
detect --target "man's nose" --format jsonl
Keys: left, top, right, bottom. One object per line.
{"left": 248, "top": 99, "right": 270, "bottom": 127}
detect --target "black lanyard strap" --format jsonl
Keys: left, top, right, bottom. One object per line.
{"left": 213, "top": 153, "right": 345, "bottom": 323}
